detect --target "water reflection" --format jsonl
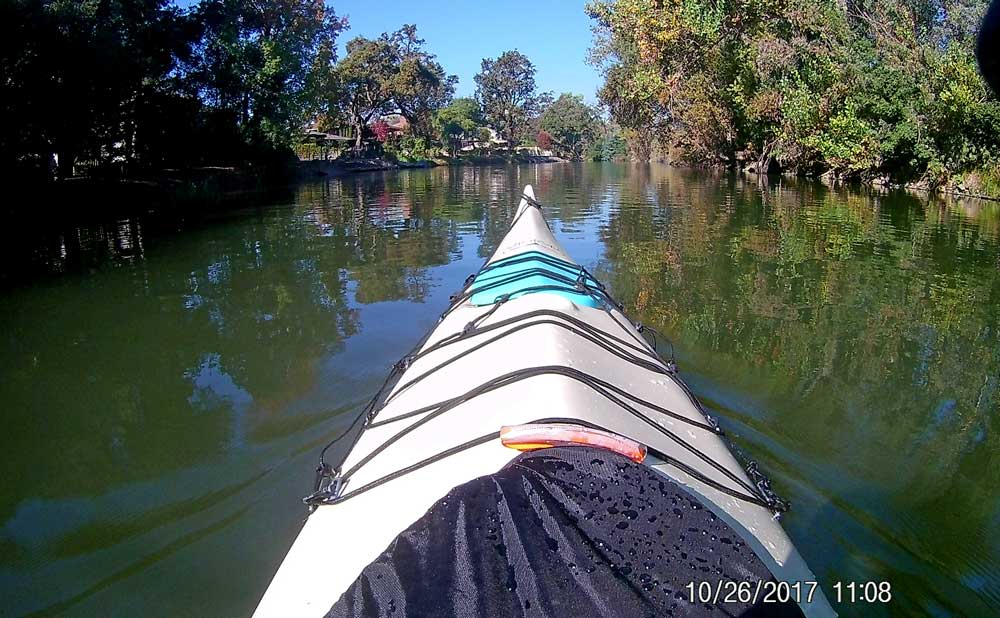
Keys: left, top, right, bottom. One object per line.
{"left": 595, "top": 166, "right": 1000, "bottom": 616}
{"left": 1, "top": 163, "right": 998, "bottom": 617}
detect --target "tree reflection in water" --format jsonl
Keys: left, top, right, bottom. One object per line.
{"left": 0, "top": 163, "right": 998, "bottom": 617}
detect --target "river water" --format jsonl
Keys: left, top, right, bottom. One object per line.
{"left": 1, "top": 163, "right": 998, "bottom": 617}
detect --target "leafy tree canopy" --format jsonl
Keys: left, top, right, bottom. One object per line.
{"left": 192, "top": 0, "right": 346, "bottom": 149}
{"left": 325, "top": 24, "right": 455, "bottom": 151}
{"left": 1, "top": 0, "right": 346, "bottom": 178}
{"left": 435, "top": 98, "right": 484, "bottom": 154}
{"left": 587, "top": 0, "right": 1000, "bottom": 188}
{"left": 388, "top": 25, "right": 458, "bottom": 138}
{"left": 539, "top": 93, "right": 600, "bottom": 160}
{"left": 474, "top": 50, "right": 542, "bottom": 147}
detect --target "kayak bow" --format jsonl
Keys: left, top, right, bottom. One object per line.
{"left": 254, "top": 185, "right": 835, "bottom": 617}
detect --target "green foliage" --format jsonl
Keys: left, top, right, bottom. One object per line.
{"left": 1, "top": 0, "right": 345, "bottom": 179}
{"left": 320, "top": 24, "right": 456, "bottom": 152}
{"left": 435, "top": 98, "right": 484, "bottom": 155}
{"left": 190, "top": 0, "right": 346, "bottom": 150}
{"left": 385, "top": 134, "right": 431, "bottom": 161}
{"left": 474, "top": 50, "right": 542, "bottom": 147}
{"left": 385, "top": 25, "right": 457, "bottom": 138}
{"left": 587, "top": 128, "right": 629, "bottom": 161}
{"left": 475, "top": 127, "right": 494, "bottom": 149}
{"left": 804, "top": 104, "right": 880, "bottom": 173}
{"left": 327, "top": 35, "right": 400, "bottom": 151}
{"left": 539, "top": 94, "right": 601, "bottom": 159}
{"left": 588, "top": 0, "right": 1000, "bottom": 190}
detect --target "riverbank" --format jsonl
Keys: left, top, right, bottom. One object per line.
{"left": 869, "top": 171, "right": 1000, "bottom": 202}
{"left": 3, "top": 156, "right": 568, "bottom": 226}
{"left": 706, "top": 160, "right": 1000, "bottom": 202}
{"left": 296, "top": 153, "right": 566, "bottom": 178}
{"left": 812, "top": 171, "right": 1000, "bottom": 202}
{"left": 1, "top": 168, "right": 284, "bottom": 226}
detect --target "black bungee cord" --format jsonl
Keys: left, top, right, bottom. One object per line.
{"left": 308, "top": 194, "right": 789, "bottom": 515}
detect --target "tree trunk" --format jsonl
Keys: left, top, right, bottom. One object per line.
{"left": 354, "top": 119, "right": 364, "bottom": 154}
{"left": 631, "top": 135, "right": 652, "bottom": 162}
{"left": 753, "top": 140, "right": 777, "bottom": 175}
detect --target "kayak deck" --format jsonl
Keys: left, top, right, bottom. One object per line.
{"left": 253, "top": 186, "right": 834, "bottom": 617}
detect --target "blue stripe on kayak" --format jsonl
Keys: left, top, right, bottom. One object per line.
{"left": 468, "top": 251, "right": 603, "bottom": 307}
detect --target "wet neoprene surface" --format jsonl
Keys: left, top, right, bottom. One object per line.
{"left": 327, "top": 447, "right": 803, "bottom": 617}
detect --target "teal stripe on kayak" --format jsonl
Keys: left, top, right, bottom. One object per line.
{"left": 468, "top": 251, "right": 603, "bottom": 307}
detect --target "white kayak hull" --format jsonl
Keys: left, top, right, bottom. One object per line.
{"left": 253, "top": 186, "right": 835, "bottom": 617}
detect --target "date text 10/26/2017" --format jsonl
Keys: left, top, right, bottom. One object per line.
{"left": 685, "top": 580, "right": 892, "bottom": 605}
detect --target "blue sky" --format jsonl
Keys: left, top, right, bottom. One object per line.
{"left": 332, "top": 0, "right": 601, "bottom": 103}
{"left": 172, "top": 1, "right": 603, "bottom": 103}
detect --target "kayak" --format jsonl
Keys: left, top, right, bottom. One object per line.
{"left": 254, "top": 185, "right": 835, "bottom": 617}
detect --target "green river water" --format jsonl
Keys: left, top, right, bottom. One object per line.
{"left": 1, "top": 163, "right": 998, "bottom": 617}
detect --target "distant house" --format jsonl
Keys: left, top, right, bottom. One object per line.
{"left": 297, "top": 126, "right": 355, "bottom": 160}
{"left": 302, "top": 118, "right": 355, "bottom": 141}
{"left": 460, "top": 127, "right": 507, "bottom": 151}
{"left": 371, "top": 114, "right": 410, "bottom": 136}
{"left": 303, "top": 129, "right": 354, "bottom": 143}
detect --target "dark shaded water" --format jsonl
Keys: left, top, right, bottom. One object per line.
{"left": 2, "top": 164, "right": 998, "bottom": 617}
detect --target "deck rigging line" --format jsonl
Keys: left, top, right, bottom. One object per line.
{"left": 307, "top": 195, "right": 789, "bottom": 516}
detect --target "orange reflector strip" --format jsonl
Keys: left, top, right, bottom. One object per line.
{"left": 500, "top": 424, "right": 646, "bottom": 463}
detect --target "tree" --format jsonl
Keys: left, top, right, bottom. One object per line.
{"left": 193, "top": 0, "right": 347, "bottom": 151}
{"left": 537, "top": 130, "right": 553, "bottom": 151}
{"left": 539, "top": 93, "right": 600, "bottom": 159}
{"left": 435, "top": 98, "right": 483, "bottom": 155}
{"left": 372, "top": 119, "right": 390, "bottom": 143}
{"left": 324, "top": 25, "right": 456, "bottom": 153}
{"left": 474, "top": 50, "right": 541, "bottom": 147}
{"left": 586, "top": 0, "right": 1000, "bottom": 187}
{"left": 330, "top": 36, "right": 399, "bottom": 152}
{"left": 475, "top": 127, "right": 493, "bottom": 152}
{"left": 586, "top": 0, "right": 678, "bottom": 160}
{"left": 1, "top": 0, "right": 201, "bottom": 178}
{"left": 388, "top": 25, "right": 458, "bottom": 139}
{"left": 589, "top": 126, "right": 628, "bottom": 160}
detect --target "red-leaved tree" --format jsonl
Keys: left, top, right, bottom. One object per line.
{"left": 537, "top": 129, "right": 553, "bottom": 151}
{"left": 372, "top": 119, "right": 390, "bottom": 142}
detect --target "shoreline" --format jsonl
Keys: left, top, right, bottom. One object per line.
{"left": 295, "top": 154, "right": 567, "bottom": 178}
{"left": 9, "top": 157, "right": 995, "bottom": 230}
{"left": 786, "top": 170, "right": 999, "bottom": 203}
{"left": 2, "top": 157, "right": 567, "bottom": 225}
{"left": 668, "top": 161, "right": 1000, "bottom": 203}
